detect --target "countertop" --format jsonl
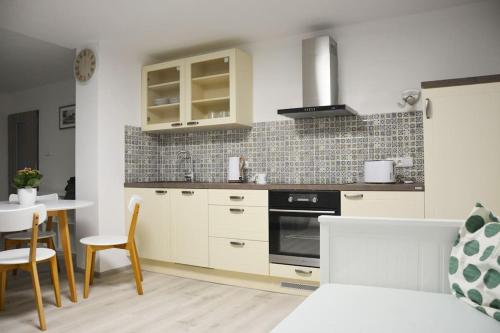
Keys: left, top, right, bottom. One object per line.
{"left": 124, "top": 181, "right": 424, "bottom": 191}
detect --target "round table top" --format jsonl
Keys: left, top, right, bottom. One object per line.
{"left": 0, "top": 199, "right": 93, "bottom": 212}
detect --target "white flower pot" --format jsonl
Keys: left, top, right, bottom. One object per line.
{"left": 18, "top": 187, "right": 37, "bottom": 206}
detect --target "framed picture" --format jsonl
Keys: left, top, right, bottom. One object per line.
{"left": 59, "top": 104, "right": 75, "bottom": 129}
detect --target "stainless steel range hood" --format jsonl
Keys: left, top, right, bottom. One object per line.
{"left": 278, "top": 35, "right": 356, "bottom": 118}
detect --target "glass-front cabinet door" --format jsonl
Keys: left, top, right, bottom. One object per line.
{"left": 186, "top": 50, "right": 236, "bottom": 128}
{"left": 142, "top": 59, "right": 185, "bottom": 130}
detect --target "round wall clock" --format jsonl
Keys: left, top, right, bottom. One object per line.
{"left": 74, "top": 48, "right": 96, "bottom": 82}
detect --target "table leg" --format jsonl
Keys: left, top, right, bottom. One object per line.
{"left": 57, "top": 210, "right": 78, "bottom": 303}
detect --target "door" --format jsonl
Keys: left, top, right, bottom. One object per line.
{"left": 171, "top": 189, "right": 209, "bottom": 267}
{"left": 8, "top": 110, "right": 39, "bottom": 195}
{"left": 125, "top": 188, "right": 172, "bottom": 261}
{"left": 423, "top": 82, "right": 500, "bottom": 219}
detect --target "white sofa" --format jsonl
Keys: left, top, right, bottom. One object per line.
{"left": 272, "top": 216, "right": 499, "bottom": 333}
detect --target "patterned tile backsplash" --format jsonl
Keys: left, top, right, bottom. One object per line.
{"left": 125, "top": 111, "right": 424, "bottom": 184}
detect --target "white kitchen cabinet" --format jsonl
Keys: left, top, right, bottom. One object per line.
{"left": 171, "top": 189, "right": 209, "bottom": 267}
{"left": 341, "top": 191, "right": 424, "bottom": 218}
{"left": 124, "top": 188, "right": 172, "bottom": 261}
{"left": 422, "top": 80, "right": 500, "bottom": 219}
{"left": 269, "top": 263, "right": 320, "bottom": 282}
{"left": 209, "top": 205, "right": 268, "bottom": 241}
{"left": 142, "top": 48, "right": 252, "bottom": 132}
{"left": 209, "top": 237, "right": 269, "bottom": 275}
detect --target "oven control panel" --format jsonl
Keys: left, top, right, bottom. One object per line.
{"left": 288, "top": 193, "right": 318, "bottom": 204}
{"left": 269, "top": 190, "right": 341, "bottom": 211}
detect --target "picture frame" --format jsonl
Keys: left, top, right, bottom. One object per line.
{"left": 59, "top": 104, "right": 75, "bottom": 129}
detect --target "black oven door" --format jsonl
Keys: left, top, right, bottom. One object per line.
{"left": 269, "top": 209, "right": 336, "bottom": 268}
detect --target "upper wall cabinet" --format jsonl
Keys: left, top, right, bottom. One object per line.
{"left": 142, "top": 49, "right": 252, "bottom": 132}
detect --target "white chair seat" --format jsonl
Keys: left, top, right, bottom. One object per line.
{"left": 5, "top": 230, "right": 57, "bottom": 241}
{"left": 80, "top": 235, "right": 128, "bottom": 246}
{"left": 0, "top": 248, "right": 56, "bottom": 265}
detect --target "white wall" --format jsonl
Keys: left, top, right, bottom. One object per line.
{"left": 0, "top": 93, "right": 14, "bottom": 200}
{"left": 0, "top": 80, "right": 75, "bottom": 200}
{"left": 241, "top": 0, "right": 500, "bottom": 121}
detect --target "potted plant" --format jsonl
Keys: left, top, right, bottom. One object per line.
{"left": 13, "top": 168, "right": 43, "bottom": 206}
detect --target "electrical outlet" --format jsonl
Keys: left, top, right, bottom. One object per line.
{"left": 392, "top": 157, "right": 413, "bottom": 168}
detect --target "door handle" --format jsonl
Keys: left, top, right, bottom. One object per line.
{"left": 229, "top": 195, "right": 244, "bottom": 201}
{"left": 229, "top": 208, "right": 244, "bottom": 213}
{"left": 230, "top": 241, "right": 245, "bottom": 247}
{"left": 171, "top": 122, "right": 183, "bottom": 127}
{"left": 424, "top": 98, "right": 431, "bottom": 119}
{"left": 155, "top": 190, "right": 167, "bottom": 195}
{"left": 295, "top": 269, "right": 313, "bottom": 275}
{"left": 186, "top": 121, "right": 199, "bottom": 126}
{"left": 344, "top": 194, "right": 363, "bottom": 199}
{"left": 181, "top": 190, "right": 194, "bottom": 195}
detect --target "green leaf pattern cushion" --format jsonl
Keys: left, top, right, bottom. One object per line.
{"left": 449, "top": 203, "right": 500, "bottom": 322}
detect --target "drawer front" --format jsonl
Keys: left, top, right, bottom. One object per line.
{"left": 209, "top": 189, "right": 268, "bottom": 207}
{"left": 269, "top": 263, "right": 320, "bottom": 282}
{"left": 209, "top": 205, "right": 268, "bottom": 241}
{"left": 209, "top": 237, "right": 269, "bottom": 275}
{"left": 341, "top": 191, "right": 425, "bottom": 218}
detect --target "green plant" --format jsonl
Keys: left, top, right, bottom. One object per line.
{"left": 13, "top": 168, "right": 43, "bottom": 189}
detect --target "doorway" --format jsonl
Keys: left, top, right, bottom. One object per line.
{"left": 8, "top": 110, "right": 39, "bottom": 195}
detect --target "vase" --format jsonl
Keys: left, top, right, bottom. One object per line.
{"left": 18, "top": 187, "right": 37, "bottom": 206}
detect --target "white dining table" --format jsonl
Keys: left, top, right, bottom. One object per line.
{"left": 0, "top": 199, "right": 93, "bottom": 303}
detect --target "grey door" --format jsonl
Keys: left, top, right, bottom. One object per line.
{"left": 8, "top": 110, "right": 39, "bottom": 195}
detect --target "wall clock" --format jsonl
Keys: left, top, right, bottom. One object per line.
{"left": 74, "top": 48, "right": 96, "bottom": 82}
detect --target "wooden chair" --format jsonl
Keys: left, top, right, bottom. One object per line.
{"left": 0, "top": 204, "right": 61, "bottom": 331}
{"left": 80, "top": 195, "right": 143, "bottom": 299}
{"left": 4, "top": 194, "right": 60, "bottom": 274}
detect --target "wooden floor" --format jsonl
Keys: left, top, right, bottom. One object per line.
{"left": 0, "top": 268, "right": 305, "bottom": 332}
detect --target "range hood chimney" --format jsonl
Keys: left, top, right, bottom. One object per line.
{"left": 278, "top": 35, "right": 356, "bottom": 118}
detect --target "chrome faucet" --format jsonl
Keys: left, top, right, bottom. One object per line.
{"left": 176, "top": 150, "right": 194, "bottom": 182}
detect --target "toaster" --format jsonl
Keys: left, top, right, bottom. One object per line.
{"left": 364, "top": 160, "right": 395, "bottom": 183}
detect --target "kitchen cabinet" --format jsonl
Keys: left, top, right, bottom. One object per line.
{"left": 142, "top": 48, "right": 252, "bottom": 132}
{"left": 124, "top": 188, "right": 172, "bottom": 261}
{"left": 209, "top": 237, "right": 269, "bottom": 275}
{"left": 171, "top": 189, "right": 209, "bottom": 267}
{"left": 341, "top": 191, "right": 424, "bottom": 218}
{"left": 422, "top": 80, "right": 500, "bottom": 219}
{"left": 269, "top": 263, "right": 320, "bottom": 282}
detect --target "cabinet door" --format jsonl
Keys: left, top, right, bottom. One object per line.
{"left": 124, "top": 188, "right": 172, "bottom": 261}
{"left": 142, "top": 59, "right": 185, "bottom": 131}
{"left": 171, "top": 189, "right": 209, "bottom": 267}
{"left": 341, "top": 191, "right": 424, "bottom": 218}
{"left": 185, "top": 49, "right": 235, "bottom": 128}
{"left": 423, "top": 82, "right": 500, "bottom": 219}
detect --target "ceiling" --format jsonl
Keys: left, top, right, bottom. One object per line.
{"left": 0, "top": 28, "right": 74, "bottom": 93}
{"left": 0, "top": 0, "right": 483, "bottom": 55}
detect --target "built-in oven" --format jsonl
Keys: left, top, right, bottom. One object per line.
{"left": 269, "top": 190, "right": 340, "bottom": 268}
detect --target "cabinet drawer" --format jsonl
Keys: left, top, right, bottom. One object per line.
{"left": 209, "top": 237, "right": 269, "bottom": 275}
{"left": 209, "top": 205, "right": 268, "bottom": 241}
{"left": 269, "top": 263, "right": 320, "bottom": 282}
{"left": 341, "top": 191, "right": 424, "bottom": 218}
{"left": 209, "top": 189, "right": 268, "bottom": 207}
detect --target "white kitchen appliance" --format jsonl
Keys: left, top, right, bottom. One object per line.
{"left": 364, "top": 160, "right": 395, "bottom": 183}
{"left": 228, "top": 156, "right": 247, "bottom": 182}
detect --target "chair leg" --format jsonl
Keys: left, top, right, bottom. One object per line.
{"left": 47, "top": 238, "right": 61, "bottom": 273}
{"left": 29, "top": 263, "right": 47, "bottom": 331}
{"left": 128, "top": 244, "right": 143, "bottom": 295}
{"left": 0, "top": 270, "right": 6, "bottom": 311}
{"left": 132, "top": 240, "right": 143, "bottom": 282}
{"left": 83, "top": 246, "right": 93, "bottom": 299}
{"left": 49, "top": 257, "right": 61, "bottom": 307}
{"left": 90, "top": 251, "right": 96, "bottom": 285}
{"left": 12, "top": 241, "right": 23, "bottom": 276}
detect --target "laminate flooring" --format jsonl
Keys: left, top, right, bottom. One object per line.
{"left": 0, "top": 268, "right": 305, "bottom": 332}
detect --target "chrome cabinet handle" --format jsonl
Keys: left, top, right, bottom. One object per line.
{"left": 229, "top": 208, "right": 244, "bottom": 213}
{"left": 295, "top": 269, "right": 313, "bottom": 275}
{"left": 171, "top": 122, "right": 183, "bottom": 127}
{"left": 155, "top": 190, "right": 167, "bottom": 195}
{"left": 424, "top": 98, "right": 431, "bottom": 119}
{"left": 187, "top": 121, "right": 199, "bottom": 126}
{"left": 344, "top": 194, "right": 363, "bottom": 199}
{"left": 229, "top": 195, "right": 244, "bottom": 201}
{"left": 230, "top": 241, "right": 245, "bottom": 247}
{"left": 181, "top": 190, "right": 194, "bottom": 195}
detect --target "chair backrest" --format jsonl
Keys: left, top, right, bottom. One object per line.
{"left": 0, "top": 204, "right": 47, "bottom": 232}
{"left": 127, "top": 195, "right": 143, "bottom": 243}
{"left": 8, "top": 193, "right": 58, "bottom": 203}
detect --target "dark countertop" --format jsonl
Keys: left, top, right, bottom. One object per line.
{"left": 124, "top": 181, "right": 424, "bottom": 191}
